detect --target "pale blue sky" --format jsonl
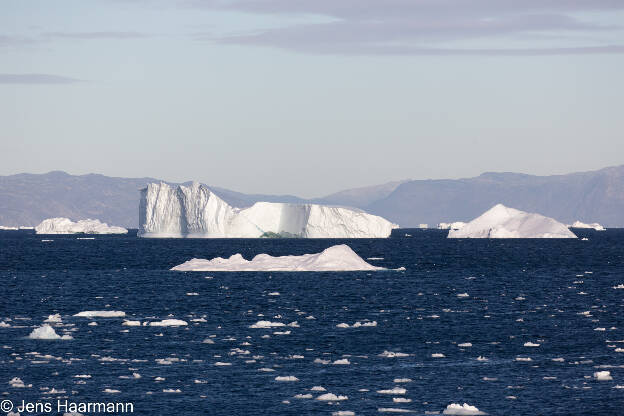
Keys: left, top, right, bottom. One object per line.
{"left": 2, "top": 0, "right": 623, "bottom": 197}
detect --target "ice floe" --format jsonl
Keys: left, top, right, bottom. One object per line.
{"left": 74, "top": 311, "right": 126, "bottom": 318}
{"left": 317, "top": 393, "right": 348, "bottom": 401}
{"left": 275, "top": 376, "right": 299, "bottom": 382}
{"left": 594, "top": 371, "right": 613, "bottom": 381}
{"left": 148, "top": 319, "right": 188, "bottom": 327}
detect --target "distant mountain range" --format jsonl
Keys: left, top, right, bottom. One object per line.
{"left": 1, "top": 165, "right": 623, "bottom": 228}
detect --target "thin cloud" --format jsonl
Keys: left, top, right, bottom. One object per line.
{"left": 192, "top": 0, "right": 624, "bottom": 55}
{"left": 0, "top": 74, "right": 84, "bottom": 85}
{"left": 42, "top": 31, "right": 148, "bottom": 40}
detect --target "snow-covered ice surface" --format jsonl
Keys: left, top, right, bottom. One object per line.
{"left": 35, "top": 217, "right": 127, "bottom": 234}
{"left": 139, "top": 182, "right": 397, "bottom": 238}
{"left": 171, "top": 244, "right": 384, "bottom": 272}
{"left": 1, "top": 227, "right": 623, "bottom": 415}
{"left": 437, "top": 222, "right": 466, "bottom": 230}
{"left": 448, "top": 204, "right": 577, "bottom": 239}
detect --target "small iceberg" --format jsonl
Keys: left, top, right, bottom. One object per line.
{"left": 448, "top": 204, "right": 576, "bottom": 239}
{"left": 28, "top": 324, "right": 72, "bottom": 340}
{"left": 171, "top": 245, "right": 384, "bottom": 272}
{"left": 443, "top": 403, "right": 486, "bottom": 415}
{"left": 35, "top": 217, "right": 127, "bottom": 234}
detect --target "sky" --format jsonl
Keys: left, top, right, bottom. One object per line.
{"left": 1, "top": 0, "right": 623, "bottom": 197}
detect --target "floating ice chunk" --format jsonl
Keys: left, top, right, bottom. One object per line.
{"left": 379, "top": 351, "right": 409, "bottom": 358}
{"left": 378, "top": 387, "right": 406, "bottom": 395}
{"left": 333, "top": 358, "right": 351, "bottom": 365}
{"left": 172, "top": 245, "right": 386, "bottom": 272}
{"left": 515, "top": 357, "right": 532, "bottom": 362}
{"left": 353, "top": 321, "right": 377, "bottom": 327}
{"left": 448, "top": 204, "right": 577, "bottom": 239}
{"left": 186, "top": 292, "right": 199, "bottom": 296}
{"left": 551, "top": 358, "right": 565, "bottom": 362}
{"left": 268, "top": 292, "right": 280, "bottom": 296}
{"left": 594, "top": 328, "right": 606, "bottom": 331}
{"left": 332, "top": 412, "right": 355, "bottom": 416}
{"left": 367, "top": 257, "right": 384, "bottom": 260}
{"left": 149, "top": 319, "right": 188, "bottom": 327}
{"left": 9, "top": 377, "right": 32, "bottom": 388}
{"left": 431, "top": 353, "right": 445, "bottom": 358}
{"left": 250, "top": 321, "right": 285, "bottom": 328}
{"left": 163, "top": 388, "right": 181, "bottom": 393}
{"left": 476, "top": 356, "right": 489, "bottom": 361}
{"left": 44, "top": 314, "right": 62, "bottom": 323}
{"left": 74, "top": 311, "right": 126, "bottom": 318}
{"left": 295, "top": 393, "right": 313, "bottom": 399}
{"left": 0, "top": 321, "right": 10, "bottom": 327}
{"left": 74, "top": 374, "right": 91, "bottom": 379}
{"left": 394, "top": 378, "right": 412, "bottom": 383}
{"left": 310, "top": 386, "right": 326, "bottom": 391}
{"left": 35, "top": 217, "right": 127, "bottom": 234}
{"left": 337, "top": 323, "right": 350, "bottom": 328}
{"left": 393, "top": 398, "right": 412, "bottom": 403}
{"left": 438, "top": 222, "right": 467, "bottom": 230}
{"left": 317, "top": 393, "right": 348, "bottom": 401}
{"left": 275, "top": 376, "right": 299, "bottom": 382}
{"left": 613, "top": 285, "right": 624, "bottom": 289}
{"left": 458, "top": 343, "right": 472, "bottom": 348}
{"left": 457, "top": 293, "right": 469, "bottom": 298}
{"left": 103, "top": 388, "right": 120, "bottom": 393}
{"left": 443, "top": 403, "right": 486, "bottom": 415}
{"left": 214, "top": 362, "right": 231, "bottom": 366}
{"left": 314, "top": 358, "right": 331, "bottom": 364}
{"left": 122, "top": 320, "right": 141, "bottom": 326}
{"left": 377, "top": 409, "right": 413, "bottom": 413}
{"left": 524, "top": 342, "right": 540, "bottom": 347}
{"left": 258, "top": 368, "right": 275, "bottom": 372}
{"left": 29, "top": 324, "right": 72, "bottom": 340}
{"left": 594, "top": 371, "right": 613, "bottom": 381}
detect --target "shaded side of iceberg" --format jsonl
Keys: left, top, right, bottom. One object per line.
{"left": 171, "top": 244, "right": 385, "bottom": 272}
{"left": 448, "top": 204, "right": 577, "bottom": 239}
{"left": 139, "top": 182, "right": 397, "bottom": 238}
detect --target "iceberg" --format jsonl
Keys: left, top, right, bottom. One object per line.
{"left": 448, "top": 204, "right": 577, "bottom": 239}
{"left": 171, "top": 244, "right": 384, "bottom": 272}
{"left": 438, "top": 222, "right": 466, "bottom": 230}
{"left": 139, "top": 182, "right": 397, "bottom": 238}
{"left": 569, "top": 221, "right": 606, "bottom": 231}
{"left": 35, "top": 218, "right": 127, "bottom": 234}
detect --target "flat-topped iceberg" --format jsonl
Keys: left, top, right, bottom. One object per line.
{"left": 569, "top": 221, "right": 606, "bottom": 231}
{"left": 139, "top": 182, "right": 397, "bottom": 238}
{"left": 35, "top": 218, "right": 127, "bottom": 234}
{"left": 438, "top": 222, "right": 466, "bottom": 230}
{"left": 171, "top": 244, "right": 384, "bottom": 272}
{"left": 448, "top": 204, "right": 577, "bottom": 239}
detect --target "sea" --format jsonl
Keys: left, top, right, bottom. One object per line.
{"left": 1, "top": 228, "right": 623, "bottom": 415}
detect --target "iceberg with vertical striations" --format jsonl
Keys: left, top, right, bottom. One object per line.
{"left": 139, "top": 182, "right": 398, "bottom": 238}
{"left": 448, "top": 204, "right": 577, "bottom": 239}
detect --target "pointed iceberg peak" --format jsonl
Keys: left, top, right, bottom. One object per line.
{"left": 448, "top": 204, "right": 577, "bottom": 239}
{"left": 139, "top": 182, "right": 397, "bottom": 238}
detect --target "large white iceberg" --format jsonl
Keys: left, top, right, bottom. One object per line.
{"left": 171, "top": 244, "right": 384, "bottom": 272}
{"left": 139, "top": 182, "right": 397, "bottom": 238}
{"left": 448, "top": 204, "right": 577, "bottom": 239}
{"left": 35, "top": 218, "right": 127, "bottom": 234}
{"left": 569, "top": 221, "right": 606, "bottom": 231}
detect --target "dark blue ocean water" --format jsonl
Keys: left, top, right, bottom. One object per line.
{"left": 1, "top": 229, "right": 623, "bottom": 415}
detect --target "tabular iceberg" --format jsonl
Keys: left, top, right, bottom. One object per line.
{"left": 35, "top": 218, "right": 128, "bottom": 234}
{"left": 448, "top": 204, "right": 577, "bottom": 239}
{"left": 171, "top": 244, "right": 384, "bottom": 272}
{"left": 437, "top": 222, "right": 466, "bottom": 230}
{"left": 569, "top": 221, "right": 606, "bottom": 231}
{"left": 139, "top": 182, "right": 397, "bottom": 238}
